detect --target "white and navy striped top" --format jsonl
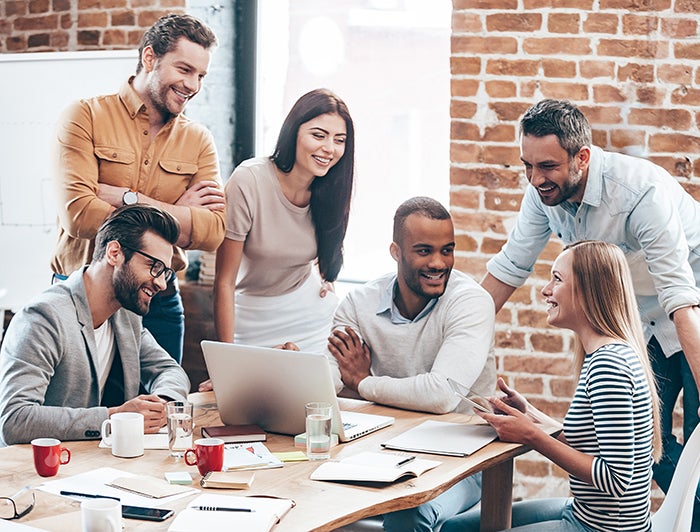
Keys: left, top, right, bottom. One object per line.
{"left": 564, "top": 342, "right": 654, "bottom": 532}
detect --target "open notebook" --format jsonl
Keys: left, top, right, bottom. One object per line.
{"left": 201, "top": 341, "right": 394, "bottom": 441}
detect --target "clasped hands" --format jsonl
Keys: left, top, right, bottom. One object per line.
{"left": 327, "top": 326, "right": 371, "bottom": 393}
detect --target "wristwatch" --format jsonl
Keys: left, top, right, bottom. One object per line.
{"left": 122, "top": 190, "right": 138, "bottom": 206}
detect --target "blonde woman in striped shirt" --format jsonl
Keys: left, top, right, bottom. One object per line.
{"left": 443, "top": 240, "right": 661, "bottom": 532}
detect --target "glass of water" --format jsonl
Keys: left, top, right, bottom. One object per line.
{"left": 166, "top": 401, "right": 193, "bottom": 458}
{"left": 305, "top": 401, "right": 332, "bottom": 460}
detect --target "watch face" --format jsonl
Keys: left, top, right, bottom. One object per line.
{"left": 123, "top": 191, "right": 138, "bottom": 205}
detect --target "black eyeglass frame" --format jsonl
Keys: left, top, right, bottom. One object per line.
{"left": 121, "top": 245, "right": 175, "bottom": 283}
{"left": 0, "top": 488, "right": 35, "bottom": 520}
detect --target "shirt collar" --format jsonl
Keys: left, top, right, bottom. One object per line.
{"left": 580, "top": 145, "right": 603, "bottom": 207}
{"left": 120, "top": 77, "right": 148, "bottom": 119}
{"left": 377, "top": 274, "right": 438, "bottom": 324}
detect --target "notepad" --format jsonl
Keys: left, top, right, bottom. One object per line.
{"left": 310, "top": 451, "right": 441, "bottom": 484}
{"left": 381, "top": 420, "right": 498, "bottom": 457}
{"left": 167, "top": 494, "right": 295, "bottom": 532}
{"left": 200, "top": 471, "right": 255, "bottom": 489}
{"left": 223, "top": 442, "right": 284, "bottom": 470}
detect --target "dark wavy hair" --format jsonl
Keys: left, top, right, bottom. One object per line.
{"left": 270, "top": 88, "right": 355, "bottom": 282}
{"left": 520, "top": 99, "right": 592, "bottom": 158}
{"left": 136, "top": 13, "right": 218, "bottom": 74}
{"left": 93, "top": 205, "right": 180, "bottom": 262}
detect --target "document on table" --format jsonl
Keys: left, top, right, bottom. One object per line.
{"left": 310, "top": 451, "right": 441, "bottom": 483}
{"left": 382, "top": 420, "right": 498, "bottom": 457}
{"left": 168, "top": 493, "right": 295, "bottom": 532}
{"left": 38, "top": 467, "right": 198, "bottom": 506}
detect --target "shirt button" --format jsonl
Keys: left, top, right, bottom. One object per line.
{"left": 650, "top": 321, "right": 655, "bottom": 326}
{"left": 177, "top": 165, "right": 181, "bottom": 171}
{"left": 143, "top": 130, "right": 148, "bottom": 135}
{"left": 144, "top": 160, "right": 149, "bottom": 166}
{"left": 112, "top": 152, "right": 117, "bottom": 158}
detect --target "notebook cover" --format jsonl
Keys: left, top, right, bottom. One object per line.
{"left": 201, "top": 424, "right": 267, "bottom": 443}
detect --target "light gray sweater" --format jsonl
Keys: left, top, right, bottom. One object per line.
{"left": 327, "top": 270, "right": 496, "bottom": 414}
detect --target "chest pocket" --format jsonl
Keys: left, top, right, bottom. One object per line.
{"left": 94, "top": 146, "right": 136, "bottom": 184}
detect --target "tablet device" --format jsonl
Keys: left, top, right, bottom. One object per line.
{"left": 447, "top": 377, "right": 494, "bottom": 414}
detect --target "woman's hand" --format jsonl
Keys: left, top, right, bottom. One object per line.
{"left": 479, "top": 398, "right": 541, "bottom": 445}
{"left": 496, "top": 377, "right": 529, "bottom": 413}
{"left": 319, "top": 280, "right": 335, "bottom": 298}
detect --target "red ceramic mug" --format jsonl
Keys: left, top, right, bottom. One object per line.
{"left": 184, "top": 438, "right": 224, "bottom": 476}
{"left": 31, "top": 438, "right": 71, "bottom": 477}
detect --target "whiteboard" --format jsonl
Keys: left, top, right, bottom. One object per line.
{"left": 0, "top": 50, "right": 138, "bottom": 311}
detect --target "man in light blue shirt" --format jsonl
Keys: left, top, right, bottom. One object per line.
{"left": 482, "top": 98, "right": 700, "bottom": 525}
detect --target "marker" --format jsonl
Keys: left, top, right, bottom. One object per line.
{"left": 192, "top": 506, "right": 254, "bottom": 512}
{"left": 396, "top": 455, "right": 416, "bottom": 467}
{"left": 60, "top": 490, "right": 121, "bottom": 501}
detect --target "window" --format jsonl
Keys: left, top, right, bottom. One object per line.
{"left": 256, "top": 0, "right": 451, "bottom": 284}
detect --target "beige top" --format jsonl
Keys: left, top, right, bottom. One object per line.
{"left": 225, "top": 157, "right": 316, "bottom": 296}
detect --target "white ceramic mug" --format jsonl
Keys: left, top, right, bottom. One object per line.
{"left": 101, "top": 412, "right": 144, "bottom": 458}
{"left": 81, "top": 498, "right": 121, "bottom": 532}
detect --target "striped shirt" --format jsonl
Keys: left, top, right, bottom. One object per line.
{"left": 564, "top": 343, "right": 654, "bottom": 531}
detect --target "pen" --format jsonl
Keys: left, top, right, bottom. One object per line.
{"left": 396, "top": 455, "right": 416, "bottom": 467}
{"left": 60, "top": 490, "right": 121, "bottom": 501}
{"left": 193, "top": 506, "right": 255, "bottom": 512}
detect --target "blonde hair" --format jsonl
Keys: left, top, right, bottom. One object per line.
{"left": 565, "top": 240, "right": 662, "bottom": 462}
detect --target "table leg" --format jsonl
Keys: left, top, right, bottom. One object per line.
{"left": 480, "top": 458, "right": 514, "bottom": 532}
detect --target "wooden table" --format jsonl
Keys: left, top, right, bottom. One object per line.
{"left": 2, "top": 392, "right": 535, "bottom": 531}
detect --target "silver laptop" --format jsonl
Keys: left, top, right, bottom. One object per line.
{"left": 201, "top": 341, "right": 394, "bottom": 441}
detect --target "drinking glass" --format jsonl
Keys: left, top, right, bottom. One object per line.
{"left": 167, "top": 401, "right": 194, "bottom": 458}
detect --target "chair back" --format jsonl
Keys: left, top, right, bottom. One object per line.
{"left": 652, "top": 425, "right": 700, "bottom": 532}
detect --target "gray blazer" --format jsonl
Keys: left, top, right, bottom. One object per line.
{"left": 0, "top": 269, "right": 190, "bottom": 446}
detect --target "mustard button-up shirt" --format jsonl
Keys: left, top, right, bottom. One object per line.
{"left": 51, "top": 77, "right": 225, "bottom": 275}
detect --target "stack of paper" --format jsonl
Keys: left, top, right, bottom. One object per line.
{"left": 381, "top": 420, "right": 498, "bottom": 456}
{"left": 224, "top": 442, "right": 283, "bottom": 470}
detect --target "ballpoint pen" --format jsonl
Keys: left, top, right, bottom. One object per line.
{"left": 59, "top": 490, "right": 121, "bottom": 501}
{"left": 395, "top": 455, "right": 416, "bottom": 467}
{"left": 192, "top": 506, "right": 255, "bottom": 512}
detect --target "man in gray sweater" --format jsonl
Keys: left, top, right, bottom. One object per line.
{"left": 327, "top": 196, "right": 496, "bottom": 532}
{"left": 0, "top": 205, "right": 190, "bottom": 446}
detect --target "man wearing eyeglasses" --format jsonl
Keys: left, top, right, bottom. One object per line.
{"left": 50, "top": 14, "right": 226, "bottom": 364}
{"left": 0, "top": 205, "right": 190, "bottom": 446}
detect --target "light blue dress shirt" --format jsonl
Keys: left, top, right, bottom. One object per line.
{"left": 488, "top": 145, "right": 700, "bottom": 357}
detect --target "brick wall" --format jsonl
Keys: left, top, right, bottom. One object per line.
{"left": 0, "top": 0, "right": 186, "bottom": 53}
{"left": 450, "top": 0, "right": 700, "bottom": 505}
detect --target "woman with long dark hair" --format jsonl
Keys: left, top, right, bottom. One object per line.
{"left": 200, "top": 89, "right": 354, "bottom": 390}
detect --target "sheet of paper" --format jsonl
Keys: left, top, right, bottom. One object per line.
{"left": 38, "top": 467, "right": 198, "bottom": 507}
{"left": 382, "top": 421, "right": 498, "bottom": 456}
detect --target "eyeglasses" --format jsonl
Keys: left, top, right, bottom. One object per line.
{"left": 0, "top": 487, "right": 35, "bottom": 520}
{"left": 122, "top": 245, "right": 175, "bottom": 283}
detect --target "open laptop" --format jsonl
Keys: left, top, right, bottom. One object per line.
{"left": 201, "top": 341, "right": 394, "bottom": 442}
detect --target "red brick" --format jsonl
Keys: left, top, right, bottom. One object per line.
{"left": 676, "top": 41, "right": 700, "bottom": 60}
{"left": 486, "top": 13, "right": 542, "bottom": 32}
{"left": 582, "top": 13, "right": 618, "bottom": 34}
{"left": 6, "top": 1, "right": 29, "bottom": 17}
{"left": 452, "top": 12, "right": 482, "bottom": 33}
{"left": 482, "top": 236, "right": 508, "bottom": 255}
{"left": 137, "top": 10, "right": 173, "bottom": 27}
{"left": 451, "top": 100, "right": 477, "bottom": 119}
{"left": 490, "top": 102, "right": 533, "bottom": 122}
{"left": 452, "top": 35, "right": 518, "bottom": 54}
{"left": 580, "top": 60, "right": 615, "bottom": 79}
{"left": 551, "top": 377, "right": 577, "bottom": 397}
{"left": 636, "top": 86, "right": 666, "bottom": 105}
{"left": 649, "top": 156, "right": 693, "bottom": 178}
{"left": 451, "top": 78, "right": 480, "bottom": 97}
{"left": 658, "top": 64, "right": 692, "bottom": 85}
{"left": 14, "top": 14, "right": 59, "bottom": 30}
{"left": 531, "top": 333, "right": 564, "bottom": 353}
{"left": 516, "top": 458, "right": 551, "bottom": 477}
{"left": 484, "top": 190, "right": 523, "bottom": 211}
{"left": 629, "top": 108, "right": 692, "bottom": 129}
{"left": 495, "top": 307, "right": 512, "bottom": 323}
{"left": 482, "top": 124, "right": 517, "bottom": 142}
{"left": 6, "top": 35, "right": 27, "bottom": 51}
{"left": 453, "top": 0, "right": 518, "bottom": 7}
{"left": 676, "top": 0, "right": 700, "bottom": 11}
{"left": 453, "top": 210, "right": 510, "bottom": 235}
{"left": 78, "top": 0, "right": 127, "bottom": 7}
{"left": 50, "top": 30, "right": 69, "bottom": 48}
{"left": 103, "top": 28, "right": 127, "bottom": 45}
{"left": 450, "top": 56, "right": 481, "bottom": 75}
{"left": 455, "top": 232, "right": 479, "bottom": 252}
{"left": 503, "top": 354, "right": 571, "bottom": 376}
{"left": 516, "top": 309, "right": 550, "bottom": 329}
{"left": 451, "top": 167, "right": 521, "bottom": 189}
{"left": 496, "top": 330, "right": 526, "bottom": 350}
{"left": 622, "top": 14, "right": 659, "bottom": 34}
{"left": 524, "top": 0, "right": 594, "bottom": 6}
{"left": 593, "top": 84, "right": 626, "bottom": 103}
{"left": 650, "top": 133, "right": 700, "bottom": 153}
{"left": 599, "top": 0, "right": 671, "bottom": 9}
{"left": 486, "top": 59, "right": 540, "bottom": 77}
{"left": 450, "top": 142, "right": 482, "bottom": 163}
{"left": 455, "top": 255, "right": 488, "bottom": 278}
{"left": 53, "top": 0, "right": 71, "bottom": 11}
{"left": 27, "top": 32, "right": 50, "bottom": 47}
{"left": 618, "top": 63, "right": 654, "bottom": 82}
{"left": 127, "top": 30, "right": 143, "bottom": 46}
{"left": 598, "top": 39, "right": 668, "bottom": 59}
{"left": 510, "top": 285, "right": 534, "bottom": 305}
{"left": 548, "top": 13, "right": 580, "bottom": 33}
{"left": 60, "top": 12, "right": 72, "bottom": 29}
{"left": 671, "top": 87, "right": 700, "bottom": 106}
{"left": 610, "top": 129, "right": 646, "bottom": 150}
{"left": 78, "top": 12, "right": 108, "bottom": 27}
{"left": 524, "top": 38, "right": 592, "bottom": 55}
{"left": 485, "top": 80, "right": 516, "bottom": 98}
{"left": 513, "top": 376, "right": 544, "bottom": 395}
{"left": 685, "top": 181, "right": 700, "bottom": 201}
{"left": 111, "top": 9, "right": 136, "bottom": 26}
{"left": 484, "top": 146, "right": 521, "bottom": 166}
{"left": 661, "top": 17, "right": 697, "bottom": 38}
{"left": 450, "top": 188, "right": 481, "bottom": 210}
{"left": 539, "top": 81, "right": 588, "bottom": 101}
{"left": 451, "top": 121, "right": 481, "bottom": 141}
{"left": 77, "top": 29, "right": 100, "bottom": 45}
{"left": 542, "top": 59, "right": 576, "bottom": 78}
{"left": 29, "top": 0, "right": 49, "bottom": 13}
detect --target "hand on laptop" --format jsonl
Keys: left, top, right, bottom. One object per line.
{"left": 328, "top": 326, "right": 371, "bottom": 393}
